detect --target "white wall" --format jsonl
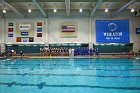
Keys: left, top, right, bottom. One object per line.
{"left": 0, "top": 18, "right": 5, "bottom": 53}
{"left": 1, "top": 12, "right": 48, "bottom": 44}
{"left": 48, "top": 12, "right": 89, "bottom": 43}
{"left": 0, "top": 19, "right": 4, "bottom": 43}
{"left": 131, "top": 17, "right": 140, "bottom": 52}
{"left": 0, "top": 19, "right": 3, "bottom": 43}
{"left": 0, "top": 11, "right": 140, "bottom": 51}
{"left": 0, "top": 25, "right": 1, "bottom": 52}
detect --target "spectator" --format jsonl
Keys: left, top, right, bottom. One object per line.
{"left": 20, "top": 51, "right": 23, "bottom": 58}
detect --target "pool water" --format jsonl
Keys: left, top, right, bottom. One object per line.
{"left": 0, "top": 58, "right": 140, "bottom": 93}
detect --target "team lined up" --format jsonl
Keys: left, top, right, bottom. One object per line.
{"left": 40, "top": 47, "right": 99, "bottom": 56}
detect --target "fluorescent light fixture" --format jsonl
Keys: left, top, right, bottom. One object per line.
{"left": 105, "top": 8, "right": 108, "bottom": 12}
{"left": 28, "top": 9, "right": 31, "bottom": 13}
{"left": 79, "top": 8, "right": 82, "bottom": 12}
{"left": 3, "top": 9, "right": 6, "bottom": 13}
{"left": 54, "top": 9, "right": 57, "bottom": 12}
{"left": 131, "top": 9, "right": 134, "bottom": 12}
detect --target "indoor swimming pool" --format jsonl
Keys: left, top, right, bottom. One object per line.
{"left": 0, "top": 58, "right": 140, "bottom": 93}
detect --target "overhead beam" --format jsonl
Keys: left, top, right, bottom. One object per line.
{"left": 90, "top": 0, "right": 103, "bottom": 17}
{"left": 65, "top": 0, "right": 70, "bottom": 17}
{"left": 0, "top": 0, "right": 3, "bottom": 3}
{"left": 111, "top": 0, "right": 136, "bottom": 17}
{"left": 2, "top": 0, "right": 24, "bottom": 17}
{"left": 32, "top": 0, "right": 47, "bottom": 18}
{"left": 3, "top": 0, "right": 133, "bottom": 2}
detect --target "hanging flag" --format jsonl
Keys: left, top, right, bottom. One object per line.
{"left": 22, "top": 38, "right": 29, "bottom": 42}
{"left": 17, "top": 38, "right": 21, "bottom": 42}
{"left": 37, "top": 28, "right": 42, "bottom": 32}
{"left": 29, "top": 38, "right": 34, "bottom": 42}
{"left": 21, "top": 32, "right": 28, "bottom": 36}
{"left": 8, "top": 33, "right": 13, "bottom": 37}
{"left": 62, "top": 25, "right": 75, "bottom": 32}
{"left": 8, "top": 28, "right": 13, "bottom": 32}
{"left": 37, "top": 22, "right": 42, "bottom": 26}
{"left": 136, "top": 28, "right": 140, "bottom": 34}
{"left": 37, "top": 33, "right": 42, "bottom": 37}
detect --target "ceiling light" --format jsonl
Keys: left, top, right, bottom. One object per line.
{"left": 28, "top": 9, "right": 31, "bottom": 13}
{"left": 54, "top": 9, "right": 57, "bottom": 12}
{"left": 79, "top": 8, "right": 82, "bottom": 12}
{"left": 3, "top": 9, "right": 6, "bottom": 13}
{"left": 105, "top": 8, "right": 108, "bottom": 12}
{"left": 131, "top": 9, "right": 134, "bottom": 12}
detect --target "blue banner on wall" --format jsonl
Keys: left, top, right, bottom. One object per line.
{"left": 136, "top": 28, "right": 140, "bottom": 34}
{"left": 8, "top": 33, "right": 13, "bottom": 37}
{"left": 96, "top": 19, "right": 130, "bottom": 43}
{"left": 22, "top": 38, "right": 29, "bottom": 42}
{"left": 37, "top": 28, "right": 42, "bottom": 32}
{"left": 21, "top": 32, "right": 28, "bottom": 36}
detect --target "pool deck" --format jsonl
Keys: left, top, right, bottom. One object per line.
{"left": 11, "top": 55, "right": 136, "bottom": 59}
{"left": 0, "top": 57, "right": 7, "bottom": 60}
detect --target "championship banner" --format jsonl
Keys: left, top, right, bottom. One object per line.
{"left": 17, "top": 38, "right": 21, "bottom": 42}
{"left": 8, "top": 22, "right": 14, "bottom": 26}
{"left": 96, "top": 19, "right": 130, "bottom": 43}
{"left": 22, "top": 38, "right": 29, "bottom": 42}
{"left": 21, "top": 32, "right": 28, "bottom": 36}
{"left": 8, "top": 28, "right": 13, "bottom": 32}
{"left": 136, "top": 28, "right": 140, "bottom": 34}
{"left": 8, "top": 33, "right": 13, "bottom": 37}
{"left": 19, "top": 24, "right": 31, "bottom": 30}
{"left": 37, "top": 33, "right": 42, "bottom": 37}
{"left": 37, "top": 28, "right": 42, "bottom": 32}
{"left": 16, "top": 22, "right": 34, "bottom": 38}
{"left": 37, "top": 22, "right": 42, "bottom": 26}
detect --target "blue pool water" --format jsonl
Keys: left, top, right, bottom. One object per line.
{"left": 0, "top": 58, "right": 140, "bottom": 93}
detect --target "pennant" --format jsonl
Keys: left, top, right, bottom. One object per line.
{"left": 8, "top": 28, "right": 13, "bottom": 32}
{"left": 37, "top": 33, "right": 42, "bottom": 37}
{"left": 37, "top": 22, "right": 42, "bottom": 26}
{"left": 17, "top": 38, "right": 21, "bottom": 42}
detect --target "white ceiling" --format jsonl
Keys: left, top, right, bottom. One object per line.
{"left": 0, "top": 0, "right": 140, "bottom": 17}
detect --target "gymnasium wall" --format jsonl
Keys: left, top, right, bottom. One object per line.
{"left": 131, "top": 17, "right": 140, "bottom": 52}
{"left": 0, "top": 19, "right": 4, "bottom": 43}
{"left": 2, "top": 12, "right": 47, "bottom": 44}
{"left": 48, "top": 12, "right": 89, "bottom": 43}
{"left": 0, "top": 19, "right": 2, "bottom": 43}
{"left": 0, "top": 11, "right": 140, "bottom": 52}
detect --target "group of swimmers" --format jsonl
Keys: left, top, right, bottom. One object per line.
{"left": 40, "top": 47, "right": 99, "bottom": 56}
{"left": 2, "top": 49, "right": 16, "bottom": 57}
{"left": 40, "top": 47, "right": 70, "bottom": 56}
{"left": 74, "top": 47, "right": 99, "bottom": 56}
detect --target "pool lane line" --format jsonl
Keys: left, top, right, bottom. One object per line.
{"left": 0, "top": 64, "right": 140, "bottom": 67}
{"left": 0, "top": 61, "right": 138, "bottom": 65}
{"left": 0, "top": 81, "right": 140, "bottom": 90}
{"left": 0, "top": 73, "right": 140, "bottom": 78}
{"left": 1, "top": 67, "right": 140, "bottom": 71}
